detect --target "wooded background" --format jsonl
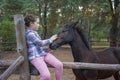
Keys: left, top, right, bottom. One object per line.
{"left": 0, "top": 0, "right": 120, "bottom": 50}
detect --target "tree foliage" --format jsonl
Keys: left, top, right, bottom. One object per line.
{"left": 0, "top": 0, "right": 120, "bottom": 48}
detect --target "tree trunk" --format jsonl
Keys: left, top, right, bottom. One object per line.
{"left": 109, "top": 0, "right": 119, "bottom": 47}
{"left": 41, "top": 0, "right": 48, "bottom": 39}
{"left": 109, "top": 13, "right": 118, "bottom": 47}
{"left": 35, "top": 0, "right": 48, "bottom": 39}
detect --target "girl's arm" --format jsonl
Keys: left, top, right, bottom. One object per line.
{"left": 27, "top": 32, "right": 53, "bottom": 46}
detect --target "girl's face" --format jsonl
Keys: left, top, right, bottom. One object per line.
{"left": 30, "top": 18, "right": 40, "bottom": 31}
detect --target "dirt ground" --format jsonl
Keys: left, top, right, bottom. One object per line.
{"left": 0, "top": 48, "right": 116, "bottom": 80}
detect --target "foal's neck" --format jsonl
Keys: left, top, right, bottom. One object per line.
{"left": 69, "top": 33, "right": 97, "bottom": 62}
{"left": 70, "top": 36, "right": 91, "bottom": 61}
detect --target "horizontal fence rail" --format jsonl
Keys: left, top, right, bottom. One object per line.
{"left": 0, "top": 61, "right": 120, "bottom": 71}
{"left": 63, "top": 62, "right": 120, "bottom": 70}
{"left": 0, "top": 56, "right": 24, "bottom": 80}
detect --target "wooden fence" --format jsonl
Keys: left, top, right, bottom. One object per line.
{"left": 0, "top": 14, "right": 120, "bottom": 80}
{"left": 0, "top": 56, "right": 24, "bottom": 80}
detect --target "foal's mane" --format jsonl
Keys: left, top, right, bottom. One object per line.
{"left": 75, "top": 26, "right": 91, "bottom": 50}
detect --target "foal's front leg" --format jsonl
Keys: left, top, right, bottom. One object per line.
{"left": 113, "top": 71, "right": 120, "bottom": 80}
{"left": 75, "top": 77, "right": 86, "bottom": 80}
{"left": 84, "top": 70, "right": 98, "bottom": 80}
{"left": 75, "top": 74, "right": 97, "bottom": 80}
{"left": 86, "top": 78, "right": 97, "bottom": 80}
{"left": 75, "top": 77, "right": 97, "bottom": 80}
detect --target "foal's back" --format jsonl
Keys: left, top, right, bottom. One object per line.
{"left": 96, "top": 47, "right": 120, "bottom": 64}
{"left": 95, "top": 47, "right": 120, "bottom": 79}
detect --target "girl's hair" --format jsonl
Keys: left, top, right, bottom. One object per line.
{"left": 24, "top": 14, "right": 38, "bottom": 27}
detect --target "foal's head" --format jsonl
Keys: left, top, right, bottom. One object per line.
{"left": 50, "top": 21, "right": 79, "bottom": 50}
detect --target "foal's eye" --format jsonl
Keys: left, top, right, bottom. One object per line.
{"left": 62, "top": 30, "right": 65, "bottom": 32}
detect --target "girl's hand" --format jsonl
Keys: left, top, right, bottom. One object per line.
{"left": 48, "top": 49, "right": 54, "bottom": 53}
{"left": 50, "top": 34, "right": 57, "bottom": 41}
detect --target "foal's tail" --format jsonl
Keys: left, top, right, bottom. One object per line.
{"left": 113, "top": 47, "right": 120, "bottom": 63}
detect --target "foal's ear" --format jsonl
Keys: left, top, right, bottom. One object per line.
{"left": 72, "top": 20, "right": 79, "bottom": 29}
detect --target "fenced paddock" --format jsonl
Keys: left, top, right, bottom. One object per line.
{"left": 0, "top": 48, "right": 117, "bottom": 80}
{"left": 0, "top": 14, "right": 119, "bottom": 80}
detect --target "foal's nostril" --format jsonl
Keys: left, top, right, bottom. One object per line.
{"left": 49, "top": 43, "right": 52, "bottom": 48}
{"left": 49, "top": 44, "right": 55, "bottom": 50}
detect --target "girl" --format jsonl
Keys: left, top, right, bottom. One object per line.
{"left": 24, "top": 14, "right": 63, "bottom": 80}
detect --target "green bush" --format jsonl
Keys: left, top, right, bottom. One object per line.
{"left": 0, "top": 17, "right": 15, "bottom": 42}
{"left": 0, "top": 17, "right": 16, "bottom": 50}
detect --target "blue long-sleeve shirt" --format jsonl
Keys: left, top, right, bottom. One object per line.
{"left": 26, "top": 28, "right": 53, "bottom": 60}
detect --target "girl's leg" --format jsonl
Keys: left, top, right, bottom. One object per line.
{"left": 30, "top": 57, "right": 50, "bottom": 80}
{"left": 44, "top": 53, "right": 63, "bottom": 80}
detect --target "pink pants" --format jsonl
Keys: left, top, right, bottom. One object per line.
{"left": 30, "top": 53, "right": 63, "bottom": 80}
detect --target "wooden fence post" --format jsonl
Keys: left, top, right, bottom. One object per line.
{"left": 14, "top": 14, "right": 30, "bottom": 80}
{"left": 0, "top": 37, "right": 2, "bottom": 52}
